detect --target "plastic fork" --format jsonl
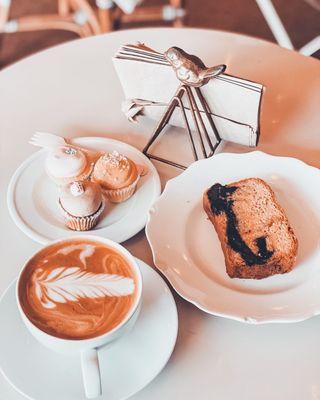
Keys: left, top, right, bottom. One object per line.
{"left": 29, "top": 132, "right": 68, "bottom": 149}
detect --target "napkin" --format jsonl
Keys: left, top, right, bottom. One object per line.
{"left": 113, "top": 44, "right": 264, "bottom": 147}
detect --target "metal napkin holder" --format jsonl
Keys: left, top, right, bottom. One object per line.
{"left": 142, "top": 47, "right": 226, "bottom": 169}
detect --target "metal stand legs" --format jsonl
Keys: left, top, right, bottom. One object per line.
{"left": 143, "top": 84, "right": 222, "bottom": 169}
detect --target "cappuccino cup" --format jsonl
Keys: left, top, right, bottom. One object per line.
{"left": 16, "top": 235, "right": 142, "bottom": 399}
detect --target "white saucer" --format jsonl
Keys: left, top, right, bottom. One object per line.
{"left": 7, "top": 137, "right": 161, "bottom": 244}
{"left": 146, "top": 151, "right": 320, "bottom": 324}
{"left": 0, "top": 259, "right": 178, "bottom": 400}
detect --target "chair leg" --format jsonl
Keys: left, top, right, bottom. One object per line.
{"left": 97, "top": 6, "right": 113, "bottom": 32}
{"left": 79, "top": 21, "right": 94, "bottom": 37}
{"left": 169, "top": 0, "right": 184, "bottom": 27}
{"left": 121, "top": 7, "right": 163, "bottom": 23}
{"left": 69, "top": 0, "right": 101, "bottom": 34}
{"left": 0, "top": 0, "right": 11, "bottom": 31}
{"left": 0, "top": 0, "right": 96, "bottom": 37}
{"left": 299, "top": 35, "right": 320, "bottom": 56}
{"left": 4, "top": 14, "right": 84, "bottom": 36}
{"left": 255, "top": 0, "right": 294, "bottom": 49}
{"left": 58, "top": 0, "right": 71, "bottom": 17}
{"left": 256, "top": 0, "right": 320, "bottom": 56}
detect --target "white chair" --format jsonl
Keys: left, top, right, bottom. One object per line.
{"left": 255, "top": 0, "right": 320, "bottom": 56}
{"left": 0, "top": 0, "right": 185, "bottom": 36}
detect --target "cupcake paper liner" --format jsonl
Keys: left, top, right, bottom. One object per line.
{"left": 59, "top": 200, "right": 105, "bottom": 231}
{"left": 103, "top": 176, "right": 140, "bottom": 203}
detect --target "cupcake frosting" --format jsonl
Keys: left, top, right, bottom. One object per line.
{"left": 59, "top": 181, "right": 102, "bottom": 217}
{"left": 92, "top": 151, "right": 139, "bottom": 190}
{"left": 46, "top": 146, "right": 87, "bottom": 179}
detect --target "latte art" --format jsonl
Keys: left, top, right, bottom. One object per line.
{"left": 18, "top": 239, "right": 138, "bottom": 339}
{"left": 57, "top": 244, "right": 96, "bottom": 265}
{"left": 33, "top": 267, "right": 135, "bottom": 309}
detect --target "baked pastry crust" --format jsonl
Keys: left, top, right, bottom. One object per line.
{"left": 203, "top": 178, "right": 298, "bottom": 279}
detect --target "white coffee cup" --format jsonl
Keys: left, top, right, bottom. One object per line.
{"left": 16, "top": 235, "right": 143, "bottom": 399}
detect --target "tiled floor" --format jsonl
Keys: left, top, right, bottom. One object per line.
{"left": 0, "top": 0, "right": 319, "bottom": 68}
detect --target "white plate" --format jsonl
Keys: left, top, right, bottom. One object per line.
{"left": 7, "top": 137, "right": 161, "bottom": 244}
{"left": 146, "top": 151, "right": 320, "bottom": 324}
{"left": 0, "top": 258, "right": 178, "bottom": 400}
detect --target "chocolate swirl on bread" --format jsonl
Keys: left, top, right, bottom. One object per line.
{"left": 207, "top": 183, "right": 274, "bottom": 266}
{"left": 203, "top": 178, "right": 298, "bottom": 279}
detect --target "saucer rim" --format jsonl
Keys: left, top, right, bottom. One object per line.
{"left": 146, "top": 150, "right": 320, "bottom": 324}
{"left": 7, "top": 136, "right": 161, "bottom": 245}
{"left": 0, "top": 258, "right": 178, "bottom": 400}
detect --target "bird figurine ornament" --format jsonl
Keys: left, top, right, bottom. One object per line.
{"left": 164, "top": 47, "right": 226, "bottom": 87}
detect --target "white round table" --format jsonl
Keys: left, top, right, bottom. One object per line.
{"left": 0, "top": 28, "right": 319, "bottom": 400}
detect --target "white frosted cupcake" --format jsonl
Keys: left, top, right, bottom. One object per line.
{"left": 45, "top": 146, "right": 93, "bottom": 186}
{"left": 91, "top": 151, "right": 140, "bottom": 203}
{"left": 59, "top": 181, "right": 104, "bottom": 231}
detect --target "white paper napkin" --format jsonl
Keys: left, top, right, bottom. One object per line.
{"left": 113, "top": 44, "right": 264, "bottom": 147}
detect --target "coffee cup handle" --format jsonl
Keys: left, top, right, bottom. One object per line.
{"left": 81, "top": 348, "right": 102, "bottom": 399}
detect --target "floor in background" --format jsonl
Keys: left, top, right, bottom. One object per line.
{"left": 0, "top": 0, "right": 319, "bottom": 68}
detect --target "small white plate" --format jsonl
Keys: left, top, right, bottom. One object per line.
{"left": 146, "top": 151, "right": 320, "bottom": 324}
{"left": 7, "top": 137, "right": 161, "bottom": 244}
{"left": 0, "top": 258, "right": 178, "bottom": 400}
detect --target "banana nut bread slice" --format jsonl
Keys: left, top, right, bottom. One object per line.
{"left": 203, "top": 178, "right": 298, "bottom": 279}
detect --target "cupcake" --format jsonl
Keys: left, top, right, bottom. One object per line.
{"left": 45, "top": 146, "right": 93, "bottom": 186}
{"left": 92, "top": 151, "right": 140, "bottom": 203}
{"left": 59, "top": 181, "right": 104, "bottom": 231}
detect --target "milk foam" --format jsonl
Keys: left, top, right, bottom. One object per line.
{"left": 19, "top": 239, "right": 138, "bottom": 339}
{"left": 57, "top": 244, "right": 96, "bottom": 267}
{"left": 34, "top": 267, "right": 135, "bottom": 309}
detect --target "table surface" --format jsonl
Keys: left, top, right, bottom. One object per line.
{"left": 0, "top": 28, "right": 319, "bottom": 400}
